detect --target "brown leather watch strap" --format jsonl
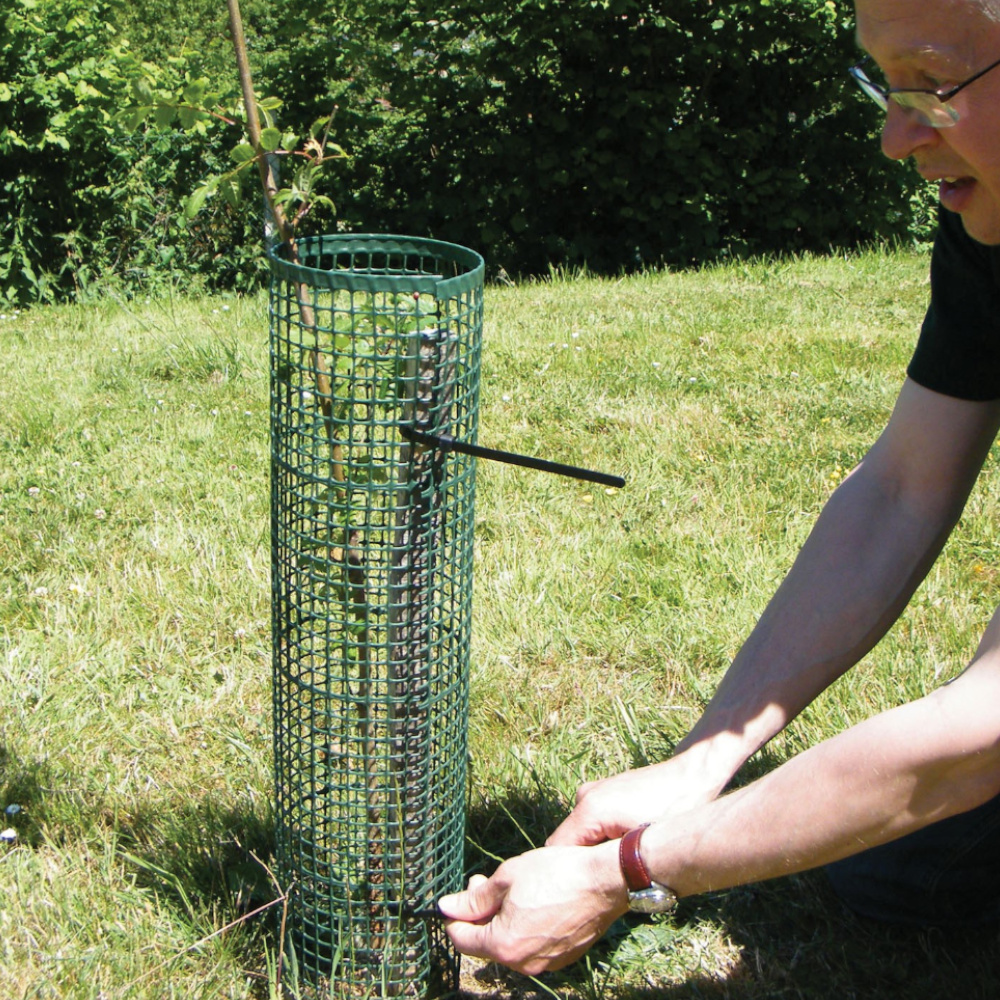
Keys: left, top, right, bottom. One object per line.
{"left": 619, "top": 823, "right": 653, "bottom": 892}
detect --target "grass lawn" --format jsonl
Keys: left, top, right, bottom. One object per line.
{"left": 2, "top": 248, "right": 1000, "bottom": 998}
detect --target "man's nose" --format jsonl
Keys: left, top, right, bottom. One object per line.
{"left": 880, "top": 102, "right": 939, "bottom": 162}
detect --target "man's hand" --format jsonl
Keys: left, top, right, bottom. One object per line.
{"left": 546, "top": 757, "right": 722, "bottom": 847}
{"left": 440, "top": 842, "right": 628, "bottom": 975}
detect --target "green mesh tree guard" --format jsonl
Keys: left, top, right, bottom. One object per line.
{"left": 268, "top": 234, "right": 484, "bottom": 996}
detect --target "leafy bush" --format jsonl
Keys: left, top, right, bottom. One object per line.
{"left": 109, "top": 0, "right": 240, "bottom": 74}
{"left": 0, "top": 0, "right": 123, "bottom": 302}
{"left": 341, "top": 0, "right": 930, "bottom": 274}
{"left": 1, "top": 0, "right": 932, "bottom": 304}
{"left": 0, "top": 0, "right": 268, "bottom": 306}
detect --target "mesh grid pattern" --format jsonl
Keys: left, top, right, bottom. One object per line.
{"left": 268, "top": 235, "right": 483, "bottom": 996}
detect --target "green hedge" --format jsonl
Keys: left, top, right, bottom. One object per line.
{"left": 0, "top": 0, "right": 121, "bottom": 302}
{"left": 340, "top": 0, "right": 932, "bottom": 274}
{"left": 0, "top": 0, "right": 932, "bottom": 305}
{"left": 0, "top": 0, "right": 267, "bottom": 305}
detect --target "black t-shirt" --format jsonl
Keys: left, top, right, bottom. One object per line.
{"left": 907, "top": 207, "right": 1000, "bottom": 401}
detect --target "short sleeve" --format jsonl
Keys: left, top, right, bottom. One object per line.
{"left": 906, "top": 207, "right": 1000, "bottom": 401}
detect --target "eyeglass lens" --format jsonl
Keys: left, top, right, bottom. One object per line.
{"left": 851, "top": 65, "right": 960, "bottom": 127}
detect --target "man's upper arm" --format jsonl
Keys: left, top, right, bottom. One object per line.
{"left": 863, "top": 378, "right": 1000, "bottom": 523}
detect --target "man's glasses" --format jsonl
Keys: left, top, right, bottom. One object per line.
{"left": 849, "top": 54, "right": 1000, "bottom": 128}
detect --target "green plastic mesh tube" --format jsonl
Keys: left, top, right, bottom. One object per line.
{"left": 268, "top": 235, "right": 483, "bottom": 997}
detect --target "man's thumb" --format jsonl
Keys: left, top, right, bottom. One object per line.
{"left": 437, "top": 873, "right": 498, "bottom": 923}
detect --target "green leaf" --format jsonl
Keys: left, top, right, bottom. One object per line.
{"left": 259, "top": 127, "right": 282, "bottom": 152}
{"left": 182, "top": 79, "right": 208, "bottom": 106}
{"left": 178, "top": 105, "right": 208, "bottom": 129}
{"left": 133, "top": 78, "right": 155, "bottom": 106}
{"left": 116, "top": 106, "right": 151, "bottom": 131}
{"left": 153, "top": 103, "right": 176, "bottom": 128}
{"left": 74, "top": 80, "right": 102, "bottom": 100}
{"left": 41, "top": 129, "right": 70, "bottom": 151}
{"left": 310, "top": 116, "right": 333, "bottom": 138}
{"left": 184, "top": 181, "right": 215, "bottom": 219}
{"left": 219, "top": 175, "right": 242, "bottom": 209}
{"left": 230, "top": 143, "right": 256, "bottom": 163}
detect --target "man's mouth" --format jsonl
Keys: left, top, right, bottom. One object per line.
{"left": 938, "top": 176, "right": 977, "bottom": 212}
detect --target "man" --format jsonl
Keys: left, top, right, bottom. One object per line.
{"left": 439, "top": 0, "right": 1000, "bottom": 976}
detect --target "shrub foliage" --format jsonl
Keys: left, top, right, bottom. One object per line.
{"left": 0, "top": 0, "right": 264, "bottom": 305}
{"left": 0, "top": 0, "right": 930, "bottom": 304}
{"left": 345, "top": 0, "right": 929, "bottom": 274}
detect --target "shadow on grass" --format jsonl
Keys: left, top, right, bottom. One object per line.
{"left": 115, "top": 794, "right": 279, "bottom": 920}
{"left": 660, "top": 876, "right": 1000, "bottom": 1000}
{"left": 10, "top": 742, "right": 999, "bottom": 1000}
{"left": 106, "top": 794, "right": 280, "bottom": 995}
{"left": 461, "top": 788, "right": 1000, "bottom": 1000}
{"left": 0, "top": 743, "right": 61, "bottom": 852}
{"left": 0, "top": 743, "right": 276, "bottom": 902}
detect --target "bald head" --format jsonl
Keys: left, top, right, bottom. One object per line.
{"left": 973, "top": 0, "right": 1000, "bottom": 21}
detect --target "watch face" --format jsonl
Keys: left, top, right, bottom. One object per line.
{"left": 628, "top": 884, "right": 676, "bottom": 915}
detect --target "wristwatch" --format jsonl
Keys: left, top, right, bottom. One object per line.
{"left": 619, "top": 823, "right": 677, "bottom": 914}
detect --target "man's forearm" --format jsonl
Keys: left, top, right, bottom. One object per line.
{"left": 675, "top": 460, "right": 959, "bottom": 793}
{"left": 442, "top": 655, "right": 1000, "bottom": 976}
{"left": 549, "top": 456, "right": 967, "bottom": 842}
{"left": 547, "top": 383, "right": 999, "bottom": 847}
{"left": 641, "top": 652, "right": 1000, "bottom": 897}
{"left": 443, "top": 382, "right": 1000, "bottom": 974}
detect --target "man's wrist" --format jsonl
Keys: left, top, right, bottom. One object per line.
{"left": 620, "top": 823, "right": 654, "bottom": 891}
{"left": 672, "top": 727, "right": 754, "bottom": 799}
{"left": 618, "top": 824, "right": 677, "bottom": 914}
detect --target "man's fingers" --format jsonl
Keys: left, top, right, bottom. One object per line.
{"left": 546, "top": 802, "right": 619, "bottom": 847}
{"left": 444, "top": 910, "right": 499, "bottom": 960}
{"left": 438, "top": 873, "right": 497, "bottom": 923}
{"left": 545, "top": 812, "right": 593, "bottom": 846}
{"left": 442, "top": 873, "right": 505, "bottom": 959}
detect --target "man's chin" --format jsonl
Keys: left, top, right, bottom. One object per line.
{"left": 959, "top": 209, "right": 1000, "bottom": 247}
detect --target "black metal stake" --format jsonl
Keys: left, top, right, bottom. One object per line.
{"left": 399, "top": 426, "right": 625, "bottom": 489}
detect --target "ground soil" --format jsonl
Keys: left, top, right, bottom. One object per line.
{"left": 458, "top": 956, "right": 560, "bottom": 999}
